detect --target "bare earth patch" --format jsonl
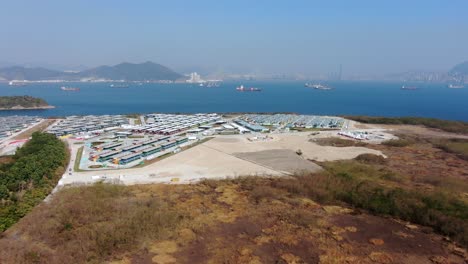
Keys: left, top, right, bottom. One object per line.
{"left": 234, "top": 149, "right": 322, "bottom": 174}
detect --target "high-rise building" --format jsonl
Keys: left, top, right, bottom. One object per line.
{"left": 187, "top": 72, "right": 204, "bottom": 83}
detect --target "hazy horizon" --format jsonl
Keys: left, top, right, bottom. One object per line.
{"left": 1, "top": 0, "right": 467, "bottom": 77}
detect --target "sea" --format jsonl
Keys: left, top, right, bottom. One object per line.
{"left": 0, "top": 81, "right": 467, "bottom": 121}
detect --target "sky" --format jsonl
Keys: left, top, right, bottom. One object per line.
{"left": 0, "top": 0, "right": 467, "bottom": 76}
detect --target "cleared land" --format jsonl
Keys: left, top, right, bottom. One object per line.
{"left": 203, "top": 133, "right": 384, "bottom": 162}
{"left": 62, "top": 132, "right": 384, "bottom": 185}
{"left": 234, "top": 149, "right": 322, "bottom": 174}
{"left": 12, "top": 119, "right": 56, "bottom": 140}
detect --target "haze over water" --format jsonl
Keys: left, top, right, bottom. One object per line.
{"left": 1, "top": 81, "right": 467, "bottom": 121}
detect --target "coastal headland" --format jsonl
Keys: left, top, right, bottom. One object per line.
{"left": 0, "top": 95, "right": 54, "bottom": 111}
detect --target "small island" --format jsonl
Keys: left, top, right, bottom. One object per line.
{"left": 0, "top": 95, "right": 54, "bottom": 110}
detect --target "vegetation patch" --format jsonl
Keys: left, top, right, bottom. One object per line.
{"left": 74, "top": 146, "right": 84, "bottom": 171}
{"left": 128, "top": 135, "right": 145, "bottom": 138}
{"left": 0, "top": 171, "right": 466, "bottom": 263}
{"left": 0, "top": 132, "right": 68, "bottom": 232}
{"left": 0, "top": 96, "right": 51, "bottom": 110}
{"left": 354, "top": 153, "right": 387, "bottom": 164}
{"left": 311, "top": 137, "right": 367, "bottom": 147}
{"left": 347, "top": 116, "right": 468, "bottom": 134}
{"left": 291, "top": 127, "right": 324, "bottom": 132}
{"left": 381, "top": 138, "right": 414, "bottom": 147}
{"left": 91, "top": 141, "right": 105, "bottom": 147}
{"left": 295, "top": 161, "right": 468, "bottom": 246}
{"left": 432, "top": 138, "right": 468, "bottom": 160}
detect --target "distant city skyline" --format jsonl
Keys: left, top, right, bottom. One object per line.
{"left": 1, "top": 1, "right": 468, "bottom": 77}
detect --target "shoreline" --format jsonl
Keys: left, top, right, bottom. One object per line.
{"left": 0, "top": 105, "right": 55, "bottom": 111}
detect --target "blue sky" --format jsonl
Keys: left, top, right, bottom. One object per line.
{"left": 1, "top": 0, "right": 467, "bottom": 76}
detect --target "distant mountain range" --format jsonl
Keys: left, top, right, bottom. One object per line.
{"left": 0, "top": 61, "right": 183, "bottom": 81}
{"left": 449, "top": 61, "right": 468, "bottom": 76}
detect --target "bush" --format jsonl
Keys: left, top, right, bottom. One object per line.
{"left": 346, "top": 116, "right": 468, "bottom": 134}
{"left": 432, "top": 138, "right": 468, "bottom": 160}
{"left": 382, "top": 138, "right": 413, "bottom": 147}
{"left": 230, "top": 160, "right": 468, "bottom": 246}
{"left": 355, "top": 153, "right": 387, "bottom": 164}
{"left": 312, "top": 137, "right": 367, "bottom": 147}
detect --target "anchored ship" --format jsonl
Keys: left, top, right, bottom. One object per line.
{"left": 110, "top": 84, "right": 129, "bottom": 88}
{"left": 305, "top": 83, "right": 333, "bottom": 90}
{"left": 401, "top": 85, "right": 419, "bottom": 90}
{"left": 60, "top": 86, "right": 80, "bottom": 91}
{"left": 448, "top": 84, "right": 464, "bottom": 89}
{"left": 8, "top": 81, "right": 27, "bottom": 86}
{"left": 236, "top": 85, "right": 262, "bottom": 92}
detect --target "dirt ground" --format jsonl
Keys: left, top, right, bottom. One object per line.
{"left": 204, "top": 133, "right": 384, "bottom": 162}
{"left": 13, "top": 119, "right": 56, "bottom": 140}
{"left": 234, "top": 149, "right": 322, "bottom": 174}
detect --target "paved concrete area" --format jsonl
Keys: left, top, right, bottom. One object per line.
{"left": 234, "top": 149, "right": 323, "bottom": 174}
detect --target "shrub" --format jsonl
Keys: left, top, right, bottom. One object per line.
{"left": 312, "top": 137, "right": 367, "bottom": 147}
{"left": 346, "top": 116, "right": 468, "bottom": 134}
{"left": 382, "top": 138, "right": 413, "bottom": 147}
{"left": 355, "top": 153, "right": 387, "bottom": 164}
{"left": 432, "top": 138, "right": 468, "bottom": 160}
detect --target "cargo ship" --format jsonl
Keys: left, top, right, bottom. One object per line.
{"left": 305, "top": 83, "right": 333, "bottom": 90}
{"left": 60, "top": 86, "right": 80, "bottom": 91}
{"left": 236, "top": 85, "right": 262, "bottom": 92}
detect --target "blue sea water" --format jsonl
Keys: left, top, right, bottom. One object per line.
{"left": 0, "top": 81, "right": 467, "bottom": 121}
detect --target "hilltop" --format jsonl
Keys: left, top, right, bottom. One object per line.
{"left": 0, "top": 66, "right": 69, "bottom": 81}
{"left": 0, "top": 61, "right": 183, "bottom": 81}
{"left": 449, "top": 61, "right": 468, "bottom": 75}
{"left": 78, "top": 61, "right": 182, "bottom": 81}
{"left": 0, "top": 96, "right": 54, "bottom": 110}
{"left": 0, "top": 122, "right": 467, "bottom": 263}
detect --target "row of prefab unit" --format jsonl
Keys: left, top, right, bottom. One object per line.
{"left": 47, "top": 115, "right": 129, "bottom": 136}
{"left": 134, "top": 113, "right": 223, "bottom": 135}
{"left": 0, "top": 116, "right": 42, "bottom": 140}
{"left": 241, "top": 114, "right": 345, "bottom": 129}
{"left": 90, "top": 136, "right": 189, "bottom": 165}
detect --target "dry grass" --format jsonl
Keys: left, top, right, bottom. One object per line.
{"left": 0, "top": 174, "right": 466, "bottom": 263}
{"left": 381, "top": 138, "right": 414, "bottom": 147}
{"left": 311, "top": 137, "right": 367, "bottom": 147}
{"left": 73, "top": 146, "right": 84, "bottom": 171}
{"left": 432, "top": 138, "right": 468, "bottom": 160}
